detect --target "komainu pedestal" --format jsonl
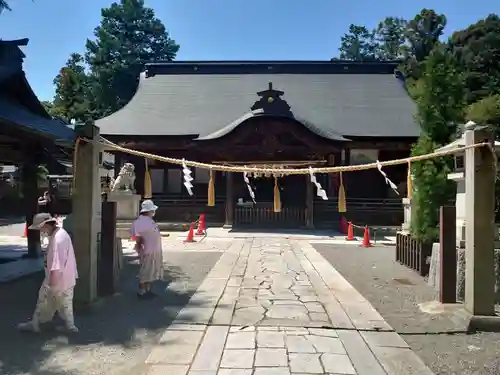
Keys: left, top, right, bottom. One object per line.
{"left": 107, "top": 192, "right": 141, "bottom": 238}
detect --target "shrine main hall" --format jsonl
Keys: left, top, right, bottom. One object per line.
{"left": 96, "top": 60, "right": 419, "bottom": 229}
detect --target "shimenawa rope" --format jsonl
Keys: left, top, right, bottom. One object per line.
{"left": 90, "top": 137, "right": 495, "bottom": 175}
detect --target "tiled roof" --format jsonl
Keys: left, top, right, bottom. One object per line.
{"left": 0, "top": 96, "right": 76, "bottom": 143}
{"left": 96, "top": 61, "right": 419, "bottom": 139}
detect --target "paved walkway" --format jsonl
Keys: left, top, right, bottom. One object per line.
{"left": 143, "top": 238, "right": 433, "bottom": 375}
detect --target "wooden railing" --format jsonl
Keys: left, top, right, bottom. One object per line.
{"left": 395, "top": 232, "right": 432, "bottom": 276}
{"left": 152, "top": 194, "right": 225, "bottom": 224}
{"left": 234, "top": 205, "right": 305, "bottom": 228}
{"left": 150, "top": 194, "right": 403, "bottom": 228}
{"left": 314, "top": 198, "right": 403, "bottom": 228}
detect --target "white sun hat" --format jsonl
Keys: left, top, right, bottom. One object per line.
{"left": 28, "top": 213, "right": 57, "bottom": 230}
{"left": 140, "top": 199, "right": 158, "bottom": 213}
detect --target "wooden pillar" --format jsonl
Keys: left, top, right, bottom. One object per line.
{"left": 73, "top": 123, "right": 102, "bottom": 306}
{"left": 439, "top": 205, "right": 456, "bottom": 303}
{"left": 464, "top": 125, "right": 496, "bottom": 316}
{"left": 327, "top": 154, "right": 336, "bottom": 196}
{"left": 113, "top": 152, "right": 123, "bottom": 178}
{"left": 21, "top": 158, "right": 40, "bottom": 258}
{"left": 305, "top": 175, "right": 314, "bottom": 229}
{"left": 224, "top": 172, "right": 234, "bottom": 228}
{"left": 134, "top": 156, "right": 145, "bottom": 197}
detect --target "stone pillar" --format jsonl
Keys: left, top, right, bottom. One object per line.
{"left": 401, "top": 197, "right": 412, "bottom": 233}
{"left": 305, "top": 175, "right": 314, "bottom": 229}
{"left": 21, "top": 159, "right": 41, "bottom": 258}
{"left": 464, "top": 125, "right": 495, "bottom": 315}
{"left": 72, "top": 123, "right": 102, "bottom": 306}
{"left": 224, "top": 172, "right": 234, "bottom": 228}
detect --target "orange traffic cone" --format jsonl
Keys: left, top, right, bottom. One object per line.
{"left": 23, "top": 223, "right": 27, "bottom": 238}
{"left": 345, "top": 221, "right": 355, "bottom": 241}
{"left": 184, "top": 222, "right": 196, "bottom": 243}
{"left": 361, "top": 226, "right": 372, "bottom": 248}
{"left": 196, "top": 214, "right": 206, "bottom": 236}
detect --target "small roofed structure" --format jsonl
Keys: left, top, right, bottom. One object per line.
{"left": 0, "top": 39, "right": 76, "bottom": 256}
{"left": 97, "top": 60, "right": 420, "bottom": 229}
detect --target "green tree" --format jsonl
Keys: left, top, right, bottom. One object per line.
{"left": 467, "top": 94, "right": 500, "bottom": 125}
{"left": 410, "top": 46, "right": 465, "bottom": 241}
{"left": 402, "top": 9, "right": 447, "bottom": 79}
{"left": 85, "top": 0, "right": 179, "bottom": 116}
{"left": 0, "top": 0, "right": 10, "bottom": 13}
{"left": 406, "top": 9, "right": 447, "bottom": 61}
{"left": 51, "top": 53, "right": 91, "bottom": 122}
{"left": 415, "top": 46, "right": 465, "bottom": 144}
{"left": 449, "top": 14, "right": 500, "bottom": 104}
{"left": 374, "top": 17, "right": 408, "bottom": 60}
{"left": 41, "top": 100, "right": 55, "bottom": 115}
{"left": 466, "top": 94, "right": 500, "bottom": 216}
{"left": 411, "top": 135, "right": 454, "bottom": 241}
{"left": 338, "top": 24, "right": 378, "bottom": 61}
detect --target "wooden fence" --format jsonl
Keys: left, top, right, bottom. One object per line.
{"left": 395, "top": 232, "right": 432, "bottom": 276}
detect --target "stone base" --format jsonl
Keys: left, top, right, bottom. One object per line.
{"left": 428, "top": 243, "right": 500, "bottom": 303}
{"left": 107, "top": 192, "right": 141, "bottom": 221}
{"left": 456, "top": 219, "right": 466, "bottom": 249}
{"left": 468, "top": 314, "right": 500, "bottom": 333}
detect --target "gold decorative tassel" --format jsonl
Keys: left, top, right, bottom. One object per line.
{"left": 338, "top": 172, "right": 347, "bottom": 213}
{"left": 407, "top": 161, "right": 412, "bottom": 199}
{"left": 207, "top": 169, "right": 215, "bottom": 206}
{"left": 144, "top": 159, "right": 152, "bottom": 199}
{"left": 273, "top": 177, "right": 281, "bottom": 213}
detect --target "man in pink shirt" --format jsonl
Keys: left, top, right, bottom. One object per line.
{"left": 132, "top": 200, "right": 163, "bottom": 299}
{"left": 18, "top": 213, "right": 79, "bottom": 333}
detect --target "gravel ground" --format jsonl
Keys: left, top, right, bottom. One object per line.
{"left": 314, "top": 243, "right": 500, "bottom": 375}
{"left": 0, "top": 250, "right": 221, "bottom": 375}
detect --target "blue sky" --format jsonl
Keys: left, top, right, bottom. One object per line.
{"left": 1, "top": 0, "right": 498, "bottom": 101}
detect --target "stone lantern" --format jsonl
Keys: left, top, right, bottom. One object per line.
{"left": 436, "top": 121, "right": 500, "bottom": 248}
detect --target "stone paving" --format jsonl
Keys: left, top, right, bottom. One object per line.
{"left": 143, "top": 238, "right": 434, "bottom": 375}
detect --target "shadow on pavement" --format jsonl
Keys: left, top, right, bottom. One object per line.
{"left": 0, "top": 244, "right": 28, "bottom": 260}
{"left": 0, "top": 253, "right": 208, "bottom": 375}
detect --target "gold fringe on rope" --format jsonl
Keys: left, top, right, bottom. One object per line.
{"left": 72, "top": 137, "right": 81, "bottom": 196}
{"left": 406, "top": 161, "right": 412, "bottom": 199}
{"left": 207, "top": 169, "right": 215, "bottom": 206}
{"left": 273, "top": 177, "right": 281, "bottom": 213}
{"left": 338, "top": 172, "right": 347, "bottom": 213}
{"left": 144, "top": 159, "right": 152, "bottom": 199}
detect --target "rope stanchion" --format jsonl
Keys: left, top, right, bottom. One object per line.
{"left": 345, "top": 221, "right": 378, "bottom": 245}
{"left": 90, "top": 137, "right": 494, "bottom": 176}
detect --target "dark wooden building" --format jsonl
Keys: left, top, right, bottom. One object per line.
{"left": 0, "top": 39, "right": 75, "bottom": 255}
{"left": 96, "top": 61, "right": 419, "bottom": 229}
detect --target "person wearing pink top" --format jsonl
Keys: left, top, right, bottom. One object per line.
{"left": 18, "top": 213, "right": 79, "bottom": 333}
{"left": 131, "top": 200, "right": 164, "bottom": 299}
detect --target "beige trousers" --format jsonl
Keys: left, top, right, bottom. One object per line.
{"left": 32, "top": 284, "right": 75, "bottom": 327}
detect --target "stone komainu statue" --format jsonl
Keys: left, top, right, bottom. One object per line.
{"left": 111, "top": 163, "right": 136, "bottom": 192}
